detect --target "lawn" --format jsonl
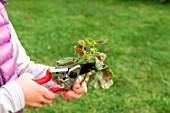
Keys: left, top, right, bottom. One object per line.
{"left": 5, "top": 0, "right": 170, "bottom": 113}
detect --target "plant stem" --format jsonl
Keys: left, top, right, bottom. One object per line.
{"left": 80, "top": 72, "right": 92, "bottom": 85}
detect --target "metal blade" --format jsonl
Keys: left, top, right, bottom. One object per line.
{"left": 79, "top": 63, "right": 95, "bottom": 75}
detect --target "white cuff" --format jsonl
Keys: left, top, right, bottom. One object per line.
{"left": 2, "top": 81, "right": 25, "bottom": 111}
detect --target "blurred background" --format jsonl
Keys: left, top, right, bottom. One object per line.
{"left": 5, "top": 0, "right": 170, "bottom": 113}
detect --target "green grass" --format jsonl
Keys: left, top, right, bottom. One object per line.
{"left": 5, "top": 0, "right": 170, "bottom": 113}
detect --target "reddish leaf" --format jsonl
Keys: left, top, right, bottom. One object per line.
{"left": 95, "top": 40, "right": 107, "bottom": 44}
{"left": 97, "top": 55, "right": 106, "bottom": 63}
{"left": 74, "top": 45, "right": 86, "bottom": 57}
{"left": 57, "top": 60, "right": 79, "bottom": 66}
{"left": 102, "top": 66, "right": 113, "bottom": 80}
{"left": 56, "top": 57, "right": 80, "bottom": 66}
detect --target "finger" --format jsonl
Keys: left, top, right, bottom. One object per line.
{"left": 72, "top": 77, "right": 81, "bottom": 90}
{"left": 72, "top": 81, "right": 87, "bottom": 94}
{"left": 72, "top": 85, "right": 87, "bottom": 94}
{"left": 61, "top": 91, "right": 73, "bottom": 100}
{"left": 63, "top": 90, "right": 81, "bottom": 100}
{"left": 42, "top": 87, "right": 56, "bottom": 100}
{"left": 41, "top": 98, "right": 53, "bottom": 105}
{"left": 35, "top": 103, "right": 44, "bottom": 108}
{"left": 72, "top": 80, "right": 81, "bottom": 89}
{"left": 60, "top": 92, "right": 69, "bottom": 100}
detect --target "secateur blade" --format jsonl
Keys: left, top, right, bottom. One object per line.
{"left": 51, "top": 63, "right": 95, "bottom": 90}
{"left": 34, "top": 63, "right": 96, "bottom": 93}
{"left": 79, "top": 63, "right": 95, "bottom": 75}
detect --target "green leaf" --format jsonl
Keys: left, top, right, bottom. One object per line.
{"left": 88, "top": 71, "right": 113, "bottom": 89}
{"left": 85, "top": 38, "right": 95, "bottom": 49}
{"left": 95, "top": 57, "right": 103, "bottom": 70}
{"left": 88, "top": 71, "right": 103, "bottom": 89}
{"left": 83, "top": 54, "right": 95, "bottom": 63}
{"left": 78, "top": 40, "right": 86, "bottom": 47}
{"left": 100, "top": 79, "right": 113, "bottom": 89}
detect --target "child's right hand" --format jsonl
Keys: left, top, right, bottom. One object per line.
{"left": 16, "top": 73, "right": 56, "bottom": 110}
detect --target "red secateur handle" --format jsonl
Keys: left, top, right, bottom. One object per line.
{"left": 34, "top": 68, "right": 68, "bottom": 93}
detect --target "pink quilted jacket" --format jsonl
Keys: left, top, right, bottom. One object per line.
{"left": 0, "top": 0, "right": 18, "bottom": 87}
{"left": 0, "top": 1, "right": 23, "bottom": 113}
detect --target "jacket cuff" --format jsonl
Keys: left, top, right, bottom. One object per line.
{"left": 2, "top": 81, "right": 25, "bottom": 111}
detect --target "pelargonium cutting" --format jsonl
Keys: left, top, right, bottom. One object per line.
{"left": 56, "top": 38, "right": 113, "bottom": 89}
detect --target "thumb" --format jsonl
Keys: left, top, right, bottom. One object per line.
{"left": 73, "top": 82, "right": 81, "bottom": 89}
{"left": 72, "top": 77, "right": 82, "bottom": 89}
{"left": 20, "top": 73, "right": 35, "bottom": 80}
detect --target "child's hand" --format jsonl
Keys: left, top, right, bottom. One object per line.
{"left": 16, "top": 73, "right": 56, "bottom": 110}
{"left": 60, "top": 76, "right": 87, "bottom": 100}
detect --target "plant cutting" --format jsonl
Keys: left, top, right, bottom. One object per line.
{"left": 56, "top": 38, "right": 113, "bottom": 89}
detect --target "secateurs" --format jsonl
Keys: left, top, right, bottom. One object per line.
{"left": 34, "top": 63, "right": 95, "bottom": 93}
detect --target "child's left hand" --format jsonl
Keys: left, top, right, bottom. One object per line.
{"left": 60, "top": 76, "right": 87, "bottom": 100}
